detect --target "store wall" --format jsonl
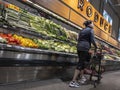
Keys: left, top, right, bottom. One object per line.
{"left": 104, "top": 2, "right": 119, "bottom": 40}
{"left": 89, "top": 0, "right": 101, "bottom": 12}
{"left": 90, "top": 0, "right": 120, "bottom": 40}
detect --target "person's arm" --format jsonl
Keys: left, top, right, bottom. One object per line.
{"left": 77, "top": 33, "right": 79, "bottom": 41}
{"left": 90, "top": 30, "right": 97, "bottom": 49}
{"left": 77, "top": 31, "right": 81, "bottom": 41}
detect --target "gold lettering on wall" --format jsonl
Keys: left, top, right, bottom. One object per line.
{"left": 94, "top": 12, "right": 99, "bottom": 22}
{"left": 108, "top": 25, "right": 112, "bottom": 33}
{"left": 104, "top": 23, "right": 108, "bottom": 31}
{"left": 100, "top": 17, "right": 104, "bottom": 27}
{"left": 77, "top": 0, "right": 84, "bottom": 11}
{"left": 86, "top": 6, "right": 93, "bottom": 17}
{"left": 61, "top": 0, "right": 112, "bottom": 35}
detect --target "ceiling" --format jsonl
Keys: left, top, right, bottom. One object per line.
{"left": 109, "top": 0, "right": 120, "bottom": 18}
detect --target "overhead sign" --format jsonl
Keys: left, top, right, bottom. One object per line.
{"left": 61, "top": 0, "right": 112, "bottom": 35}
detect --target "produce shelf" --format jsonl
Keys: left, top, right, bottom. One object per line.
{"left": 0, "top": 43, "right": 77, "bottom": 56}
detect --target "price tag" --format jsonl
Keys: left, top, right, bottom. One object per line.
{"left": 7, "top": 44, "right": 12, "bottom": 47}
{"left": 8, "top": 4, "right": 20, "bottom": 12}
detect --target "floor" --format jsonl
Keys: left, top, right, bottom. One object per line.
{"left": 0, "top": 70, "right": 120, "bottom": 90}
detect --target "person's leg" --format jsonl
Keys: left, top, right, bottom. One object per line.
{"left": 69, "top": 51, "right": 82, "bottom": 87}
{"left": 80, "top": 69, "right": 84, "bottom": 77}
{"left": 72, "top": 50, "right": 82, "bottom": 81}
{"left": 72, "top": 69, "right": 80, "bottom": 81}
{"left": 79, "top": 51, "right": 90, "bottom": 84}
{"left": 79, "top": 66, "right": 87, "bottom": 84}
{"left": 69, "top": 68, "right": 80, "bottom": 87}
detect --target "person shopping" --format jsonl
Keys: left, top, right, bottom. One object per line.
{"left": 69, "top": 20, "right": 97, "bottom": 88}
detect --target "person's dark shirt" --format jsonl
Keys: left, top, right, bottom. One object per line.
{"left": 77, "top": 26, "right": 97, "bottom": 51}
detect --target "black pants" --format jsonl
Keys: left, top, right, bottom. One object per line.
{"left": 76, "top": 50, "right": 91, "bottom": 70}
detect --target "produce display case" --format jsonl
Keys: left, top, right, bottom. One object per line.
{"left": 0, "top": 0, "right": 120, "bottom": 84}
{"left": 0, "top": 0, "right": 79, "bottom": 84}
{"left": 0, "top": 0, "right": 78, "bottom": 54}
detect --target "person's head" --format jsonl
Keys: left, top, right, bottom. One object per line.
{"left": 83, "top": 20, "right": 94, "bottom": 28}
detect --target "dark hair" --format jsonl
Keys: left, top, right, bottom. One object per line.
{"left": 83, "top": 20, "right": 92, "bottom": 27}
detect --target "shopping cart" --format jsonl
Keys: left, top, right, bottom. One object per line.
{"left": 84, "top": 47, "right": 105, "bottom": 88}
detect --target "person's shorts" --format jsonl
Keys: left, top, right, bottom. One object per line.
{"left": 76, "top": 50, "right": 91, "bottom": 70}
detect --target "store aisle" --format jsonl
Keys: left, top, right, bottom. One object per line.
{"left": 0, "top": 70, "right": 120, "bottom": 90}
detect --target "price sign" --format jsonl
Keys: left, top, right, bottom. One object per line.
{"left": 8, "top": 4, "right": 20, "bottom": 12}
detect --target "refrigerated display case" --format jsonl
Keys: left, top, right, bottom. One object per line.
{"left": 0, "top": 0, "right": 79, "bottom": 84}
{"left": 0, "top": 0, "right": 78, "bottom": 54}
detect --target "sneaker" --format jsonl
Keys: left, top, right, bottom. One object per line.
{"left": 79, "top": 76, "right": 87, "bottom": 84}
{"left": 69, "top": 81, "right": 80, "bottom": 88}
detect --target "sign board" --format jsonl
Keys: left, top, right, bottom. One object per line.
{"left": 61, "top": 0, "right": 112, "bottom": 35}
